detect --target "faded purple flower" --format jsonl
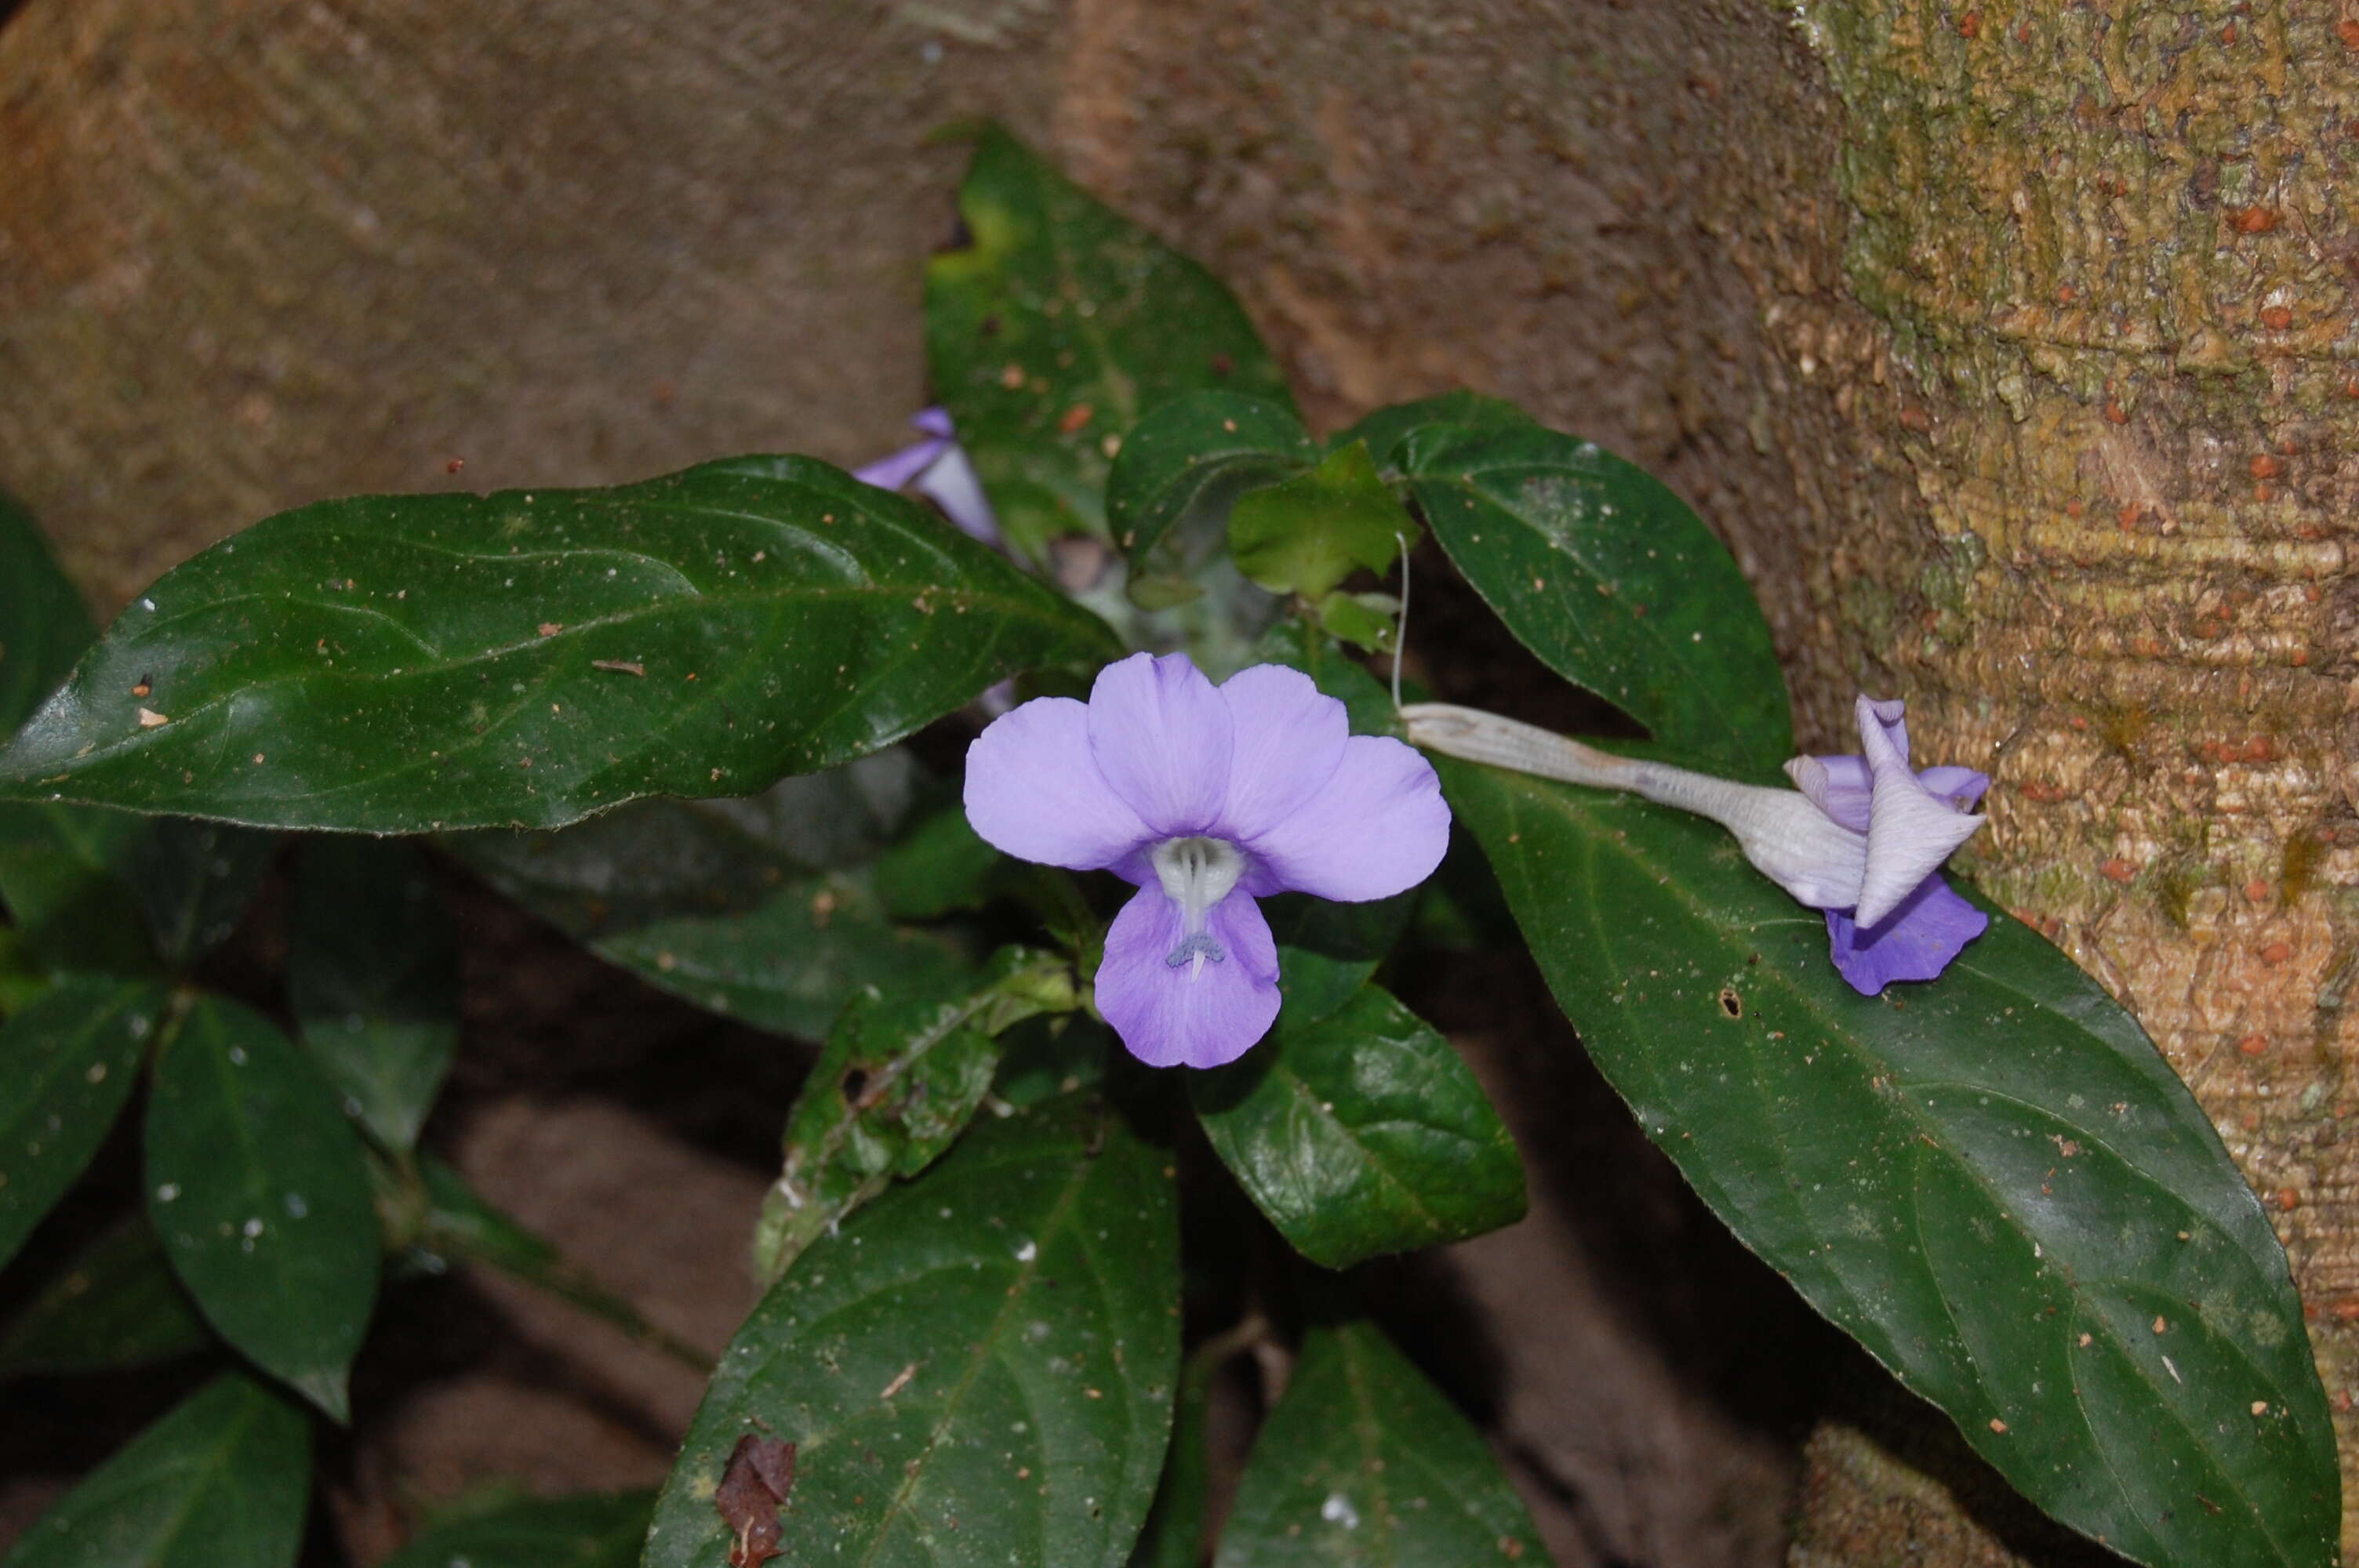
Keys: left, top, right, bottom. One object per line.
{"left": 965, "top": 652, "right": 1450, "bottom": 1068}
{"left": 1784, "top": 697, "right": 1989, "bottom": 996}
{"left": 852, "top": 407, "right": 1000, "bottom": 546}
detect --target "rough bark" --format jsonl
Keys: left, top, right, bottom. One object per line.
{"left": 5, "top": 0, "right": 2354, "bottom": 1561}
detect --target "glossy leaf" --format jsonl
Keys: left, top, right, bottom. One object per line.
{"left": 1193, "top": 981, "right": 1523, "bottom": 1270}
{"left": 0, "top": 1214, "right": 211, "bottom": 1378}
{"left": 145, "top": 996, "right": 380, "bottom": 1421}
{"left": 1229, "top": 442, "right": 1417, "bottom": 601}
{"left": 1405, "top": 423, "right": 1791, "bottom": 769}
{"left": 1214, "top": 1320, "right": 1543, "bottom": 1566}
{"left": 380, "top": 1491, "right": 654, "bottom": 1568}
{"left": 1440, "top": 757, "right": 2339, "bottom": 1568}
{"left": 0, "top": 1373, "right": 311, "bottom": 1568}
{"left": 926, "top": 125, "right": 1294, "bottom": 557}
{"left": 0, "top": 977, "right": 170, "bottom": 1272}
{"left": 0, "top": 488, "right": 93, "bottom": 737}
{"left": 1329, "top": 391, "right": 1536, "bottom": 477}
{"left": 289, "top": 837, "right": 460, "bottom": 1150}
{"left": 1107, "top": 391, "right": 1316, "bottom": 569}
{"left": 643, "top": 1094, "right": 1180, "bottom": 1568}
{"left": 0, "top": 458, "right": 1115, "bottom": 832}
{"left": 129, "top": 818, "right": 278, "bottom": 967}
{"left": 751, "top": 949, "right": 1074, "bottom": 1283}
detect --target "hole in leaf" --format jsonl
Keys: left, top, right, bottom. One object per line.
{"left": 1717, "top": 987, "right": 1743, "bottom": 1019}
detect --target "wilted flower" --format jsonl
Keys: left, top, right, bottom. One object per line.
{"left": 852, "top": 407, "right": 1000, "bottom": 545}
{"left": 965, "top": 652, "right": 1450, "bottom": 1067}
{"left": 1400, "top": 693, "right": 1988, "bottom": 996}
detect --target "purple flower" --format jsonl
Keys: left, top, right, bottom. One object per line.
{"left": 1784, "top": 697, "right": 1990, "bottom": 996}
{"left": 964, "top": 652, "right": 1451, "bottom": 1068}
{"left": 852, "top": 407, "right": 1001, "bottom": 545}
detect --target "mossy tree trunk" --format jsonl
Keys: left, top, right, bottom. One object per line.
{"left": 4, "top": 0, "right": 2353, "bottom": 1560}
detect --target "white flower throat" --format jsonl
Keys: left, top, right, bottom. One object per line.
{"left": 1151, "top": 836, "right": 1245, "bottom": 979}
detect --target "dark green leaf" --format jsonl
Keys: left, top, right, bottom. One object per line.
{"left": 645, "top": 1094, "right": 1180, "bottom": 1568}
{"left": 751, "top": 949, "right": 1073, "bottom": 1283}
{"left": 1107, "top": 392, "right": 1316, "bottom": 569}
{"left": 1193, "top": 982, "right": 1523, "bottom": 1270}
{"left": 128, "top": 818, "right": 278, "bottom": 967}
{"left": 0, "top": 977, "right": 169, "bottom": 1272}
{"left": 0, "top": 488, "right": 95, "bottom": 738}
{"left": 380, "top": 1491, "right": 654, "bottom": 1568}
{"left": 0, "top": 458, "right": 1115, "bottom": 832}
{"left": 0, "top": 1214, "right": 210, "bottom": 1379}
{"left": 872, "top": 800, "right": 1010, "bottom": 920}
{"left": 1229, "top": 443, "right": 1417, "bottom": 601}
{"left": 406, "top": 1158, "right": 711, "bottom": 1371}
{"left": 289, "top": 838, "right": 460, "bottom": 1151}
{"left": 1329, "top": 392, "right": 1537, "bottom": 477}
{"left": 1405, "top": 423, "right": 1791, "bottom": 769}
{"left": 1127, "top": 1334, "right": 1230, "bottom": 1568}
{"left": 145, "top": 996, "right": 380, "bottom": 1421}
{"left": 0, "top": 804, "right": 156, "bottom": 978}
{"left": 926, "top": 125, "right": 1295, "bottom": 558}
{"left": 0, "top": 1373, "right": 311, "bottom": 1568}
{"left": 1214, "top": 1320, "right": 1543, "bottom": 1566}
{"left": 1440, "top": 757, "right": 2339, "bottom": 1568}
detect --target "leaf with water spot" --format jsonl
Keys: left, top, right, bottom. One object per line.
{"left": 144, "top": 996, "right": 380, "bottom": 1421}
{"left": 643, "top": 1093, "right": 1180, "bottom": 1568}
{"left": 0, "top": 977, "right": 170, "bottom": 1273}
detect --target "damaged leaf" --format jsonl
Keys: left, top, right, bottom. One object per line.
{"left": 714, "top": 1434, "right": 798, "bottom": 1567}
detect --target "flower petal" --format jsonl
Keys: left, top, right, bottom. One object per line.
{"left": 912, "top": 441, "right": 1001, "bottom": 545}
{"left": 1216, "top": 664, "right": 1349, "bottom": 840}
{"left": 964, "top": 695, "right": 1150, "bottom": 870}
{"left": 1637, "top": 766, "right": 1866, "bottom": 909}
{"left": 1783, "top": 754, "right": 1873, "bottom": 833}
{"left": 1916, "top": 764, "right": 1989, "bottom": 809}
{"left": 1855, "top": 695, "right": 1983, "bottom": 927}
{"left": 1826, "top": 877, "right": 1989, "bottom": 996}
{"left": 1859, "top": 694, "right": 1911, "bottom": 767}
{"left": 1242, "top": 735, "right": 1448, "bottom": 902}
{"left": 850, "top": 436, "right": 949, "bottom": 494}
{"left": 911, "top": 406, "right": 955, "bottom": 437}
{"left": 1088, "top": 652, "right": 1234, "bottom": 836}
{"left": 1096, "top": 885, "right": 1281, "bottom": 1069}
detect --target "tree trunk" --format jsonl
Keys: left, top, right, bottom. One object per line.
{"left": 4, "top": 0, "right": 2350, "bottom": 1560}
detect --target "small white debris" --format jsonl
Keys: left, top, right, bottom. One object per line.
{"left": 155, "top": 1183, "right": 181, "bottom": 1203}
{"left": 136, "top": 708, "right": 169, "bottom": 728}
{"left": 1015, "top": 1240, "right": 1037, "bottom": 1262}
{"left": 1321, "top": 1492, "right": 1360, "bottom": 1529}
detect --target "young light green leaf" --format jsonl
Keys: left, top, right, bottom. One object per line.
{"left": 0, "top": 488, "right": 95, "bottom": 738}
{"left": 0, "top": 977, "right": 171, "bottom": 1272}
{"left": 645, "top": 1094, "right": 1180, "bottom": 1568}
{"left": 1440, "top": 757, "right": 2339, "bottom": 1568}
{"left": 1229, "top": 442, "right": 1417, "bottom": 601}
{"left": 1405, "top": 423, "right": 1791, "bottom": 769}
{"left": 926, "top": 125, "right": 1295, "bottom": 557}
{"left": 378, "top": 1490, "right": 654, "bottom": 1568}
{"left": 289, "top": 837, "right": 460, "bottom": 1150}
{"left": 1311, "top": 590, "right": 1400, "bottom": 656}
{"left": 0, "top": 1214, "right": 210, "bottom": 1379}
{"left": 1107, "top": 391, "right": 1317, "bottom": 569}
{"left": 1192, "top": 980, "right": 1523, "bottom": 1270}
{"left": 0, "top": 458, "right": 1115, "bottom": 833}
{"left": 0, "top": 1373, "right": 311, "bottom": 1568}
{"left": 1214, "top": 1319, "right": 1543, "bottom": 1566}
{"left": 751, "top": 949, "right": 1071, "bottom": 1283}
{"left": 128, "top": 818, "right": 278, "bottom": 967}
{"left": 145, "top": 996, "right": 380, "bottom": 1421}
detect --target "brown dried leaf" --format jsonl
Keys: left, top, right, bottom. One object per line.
{"left": 714, "top": 1432, "right": 798, "bottom": 1567}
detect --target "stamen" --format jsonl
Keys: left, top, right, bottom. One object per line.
{"left": 1165, "top": 931, "right": 1228, "bottom": 976}
{"left": 1150, "top": 835, "right": 1246, "bottom": 978}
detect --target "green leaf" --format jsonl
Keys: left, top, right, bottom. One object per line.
{"left": 1329, "top": 391, "right": 1538, "bottom": 477}
{"left": 145, "top": 996, "right": 380, "bottom": 1421}
{"left": 1251, "top": 619, "right": 1400, "bottom": 740}
{"left": 405, "top": 1158, "right": 711, "bottom": 1371}
{"left": 0, "top": 1214, "right": 210, "bottom": 1379}
{"left": 1439, "top": 757, "right": 2340, "bottom": 1568}
{"left": 645, "top": 1094, "right": 1180, "bottom": 1568}
{"left": 1107, "top": 392, "right": 1316, "bottom": 569}
{"left": 0, "top": 804, "right": 156, "bottom": 978}
{"left": 925, "top": 125, "right": 1295, "bottom": 558}
{"left": 127, "top": 818, "right": 278, "bottom": 967}
{"left": 1229, "top": 443, "right": 1417, "bottom": 601}
{"left": 0, "top": 1372, "right": 311, "bottom": 1568}
{"left": 289, "top": 838, "right": 460, "bottom": 1150}
{"left": 1405, "top": 423, "right": 1791, "bottom": 769}
{"left": 1214, "top": 1319, "right": 1543, "bottom": 1566}
{"left": 872, "top": 800, "right": 1010, "bottom": 920}
{"left": 751, "top": 949, "right": 1072, "bottom": 1283}
{"left": 1126, "top": 1336, "right": 1229, "bottom": 1568}
{"left": 0, "top": 488, "right": 95, "bottom": 739}
{"left": 0, "top": 977, "right": 170, "bottom": 1272}
{"left": 1193, "top": 982, "right": 1523, "bottom": 1270}
{"left": 379, "top": 1490, "right": 654, "bottom": 1568}
{"left": 0, "top": 457, "right": 1115, "bottom": 833}
{"left": 1312, "top": 590, "right": 1400, "bottom": 656}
